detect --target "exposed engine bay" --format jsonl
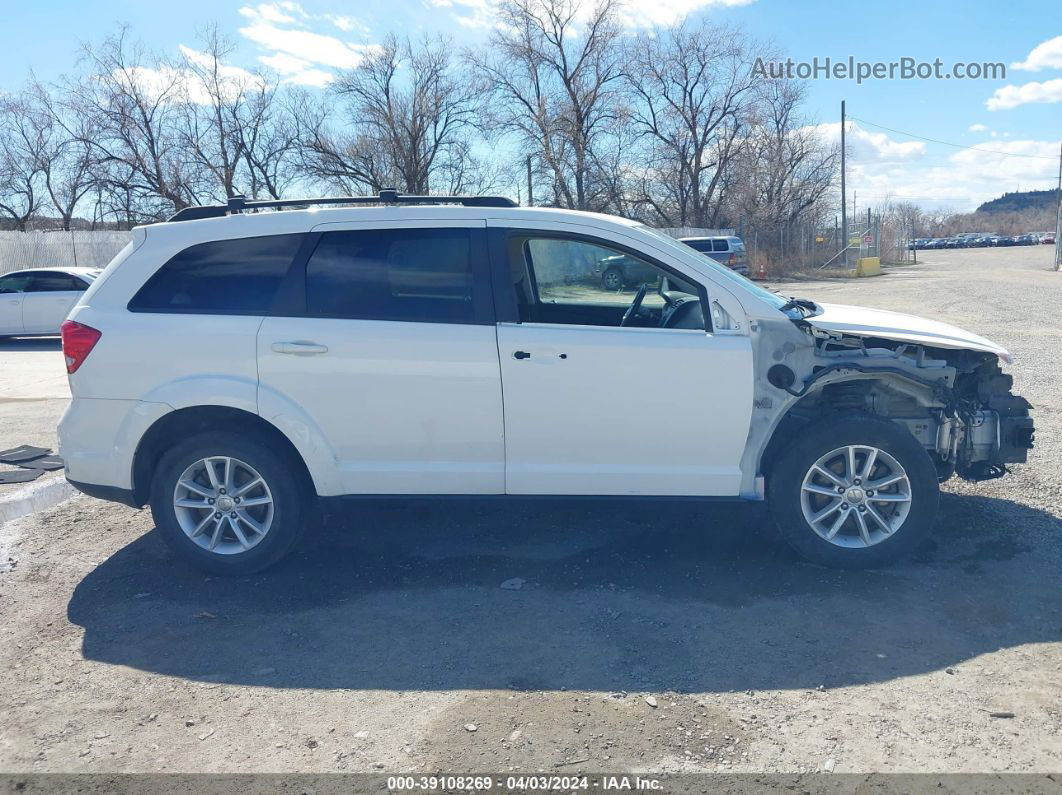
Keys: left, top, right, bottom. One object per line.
{"left": 743, "top": 312, "right": 1035, "bottom": 496}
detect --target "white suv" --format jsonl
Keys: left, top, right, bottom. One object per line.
{"left": 58, "top": 193, "right": 1034, "bottom": 574}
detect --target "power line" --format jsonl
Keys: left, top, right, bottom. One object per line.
{"left": 847, "top": 115, "right": 1060, "bottom": 161}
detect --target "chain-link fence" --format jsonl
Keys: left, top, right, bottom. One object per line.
{"left": 0, "top": 231, "right": 131, "bottom": 275}
{"left": 0, "top": 218, "right": 917, "bottom": 281}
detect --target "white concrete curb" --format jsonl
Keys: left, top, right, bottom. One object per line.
{"left": 1, "top": 476, "right": 78, "bottom": 569}
{"left": 0, "top": 474, "right": 77, "bottom": 526}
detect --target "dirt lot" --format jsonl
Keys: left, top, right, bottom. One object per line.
{"left": 1, "top": 244, "right": 1060, "bottom": 776}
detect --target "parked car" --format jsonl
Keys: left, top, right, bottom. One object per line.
{"left": 679, "top": 236, "right": 750, "bottom": 276}
{"left": 0, "top": 267, "right": 101, "bottom": 338}
{"left": 594, "top": 252, "right": 660, "bottom": 290}
{"left": 58, "top": 192, "right": 1034, "bottom": 574}
{"left": 1043, "top": 233, "right": 1056, "bottom": 245}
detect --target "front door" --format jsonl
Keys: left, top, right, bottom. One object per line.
{"left": 494, "top": 232, "right": 753, "bottom": 496}
{"left": 256, "top": 220, "right": 505, "bottom": 495}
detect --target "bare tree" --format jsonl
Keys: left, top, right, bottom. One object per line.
{"left": 175, "top": 28, "right": 298, "bottom": 201}
{"left": 731, "top": 78, "right": 837, "bottom": 240}
{"left": 300, "top": 34, "right": 478, "bottom": 195}
{"left": 238, "top": 82, "right": 299, "bottom": 200}
{"left": 468, "top": 0, "right": 625, "bottom": 210}
{"left": 0, "top": 93, "right": 46, "bottom": 229}
{"left": 24, "top": 79, "right": 97, "bottom": 229}
{"left": 625, "top": 21, "right": 759, "bottom": 227}
{"left": 176, "top": 30, "right": 247, "bottom": 200}
{"left": 70, "top": 27, "right": 196, "bottom": 219}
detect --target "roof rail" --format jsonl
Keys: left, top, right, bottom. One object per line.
{"left": 167, "top": 190, "right": 518, "bottom": 222}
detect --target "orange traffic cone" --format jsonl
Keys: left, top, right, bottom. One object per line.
{"left": 757, "top": 262, "right": 767, "bottom": 281}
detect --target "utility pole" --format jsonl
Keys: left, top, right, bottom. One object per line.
{"left": 1054, "top": 140, "right": 1061, "bottom": 271}
{"left": 526, "top": 155, "right": 534, "bottom": 207}
{"left": 840, "top": 101, "right": 848, "bottom": 268}
{"left": 867, "top": 207, "right": 872, "bottom": 259}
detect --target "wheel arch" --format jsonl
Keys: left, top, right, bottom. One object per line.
{"left": 131, "top": 406, "right": 315, "bottom": 507}
{"left": 755, "top": 372, "right": 944, "bottom": 484}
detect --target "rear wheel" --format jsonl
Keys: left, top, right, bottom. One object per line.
{"left": 767, "top": 414, "right": 938, "bottom": 568}
{"left": 149, "top": 431, "right": 308, "bottom": 575}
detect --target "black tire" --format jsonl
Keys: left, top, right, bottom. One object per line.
{"left": 601, "top": 267, "right": 624, "bottom": 291}
{"left": 149, "top": 431, "right": 309, "bottom": 575}
{"left": 767, "top": 414, "right": 938, "bottom": 568}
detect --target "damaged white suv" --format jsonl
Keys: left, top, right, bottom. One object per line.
{"left": 58, "top": 193, "right": 1034, "bottom": 574}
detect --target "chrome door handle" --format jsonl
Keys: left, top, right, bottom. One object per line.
{"left": 271, "top": 341, "right": 329, "bottom": 356}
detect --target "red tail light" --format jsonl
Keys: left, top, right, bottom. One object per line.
{"left": 60, "top": 320, "right": 102, "bottom": 374}
{"left": 728, "top": 253, "right": 736, "bottom": 265}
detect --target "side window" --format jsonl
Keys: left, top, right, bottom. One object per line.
{"left": 129, "top": 234, "right": 303, "bottom": 314}
{"left": 712, "top": 240, "right": 729, "bottom": 253}
{"left": 0, "top": 274, "right": 31, "bottom": 294}
{"left": 509, "top": 235, "right": 703, "bottom": 329}
{"left": 305, "top": 228, "right": 476, "bottom": 324}
{"left": 26, "top": 272, "right": 79, "bottom": 292}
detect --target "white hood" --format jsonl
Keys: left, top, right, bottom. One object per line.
{"left": 807, "top": 303, "right": 1011, "bottom": 361}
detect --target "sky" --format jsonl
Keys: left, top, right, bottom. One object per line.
{"left": 2, "top": 0, "right": 1060, "bottom": 213}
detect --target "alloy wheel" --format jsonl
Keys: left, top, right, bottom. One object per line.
{"left": 172, "top": 456, "right": 274, "bottom": 555}
{"left": 799, "top": 444, "right": 912, "bottom": 548}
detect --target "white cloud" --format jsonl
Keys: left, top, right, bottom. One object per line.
{"left": 258, "top": 52, "right": 312, "bottom": 75}
{"left": 427, "top": 0, "right": 496, "bottom": 30}
{"left": 796, "top": 121, "right": 1058, "bottom": 210}
{"left": 282, "top": 68, "right": 335, "bottom": 87}
{"left": 121, "top": 47, "right": 266, "bottom": 105}
{"left": 986, "top": 77, "right": 1062, "bottom": 110}
{"left": 1011, "top": 35, "right": 1062, "bottom": 71}
{"left": 427, "top": 0, "right": 757, "bottom": 29}
{"left": 327, "top": 14, "right": 369, "bottom": 34}
{"left": 810, "top": 121, "right": 926, "bottom": 163}
{"left": 239, "top": 22, "right": 374, "bottom": 69}
{"left": 237, "top": 2, "right": 374, "bottom": 85}
{"left": 619, "top": 0, "right": 757, "bottom": 27}
{"left": 968, "top": 123, "right": 988, "bottom": 133}
{"left": 841, "top": 137, "right": 1059, "bottom": 211}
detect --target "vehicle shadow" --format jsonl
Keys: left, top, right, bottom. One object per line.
{"left": 68, "top": 491, "right": 1061, "bottom": 693}
{"left": 0, "top": 336, "right": 61, "bottom": 351}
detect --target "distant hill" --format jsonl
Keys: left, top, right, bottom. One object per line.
{"left": 976, "top": 189, "right": 1058, "bottom": 214}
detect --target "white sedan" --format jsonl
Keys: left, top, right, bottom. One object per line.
{"left": 0, "top": 267, "right": 101, "bottom": 337}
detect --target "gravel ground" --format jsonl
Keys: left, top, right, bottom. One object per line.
{"left": 0, "top": 244, "right": 1060, "bottom": 776}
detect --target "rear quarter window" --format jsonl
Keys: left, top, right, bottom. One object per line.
{"left": 129, "top": 234, "right": 303, "bottom": 314}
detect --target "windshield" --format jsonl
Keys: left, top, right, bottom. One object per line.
{"left": 636, "top": 225, "right": 788, "bottom": 310}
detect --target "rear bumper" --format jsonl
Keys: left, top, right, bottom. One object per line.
{"left": 58, "top": 397, "right": 172, "bottom": 491}
{"left": 67, "top": 478, "right": 140, "bottom": 508}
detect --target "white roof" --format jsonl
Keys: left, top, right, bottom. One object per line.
{"left": 1, "top": 266, "right": 101, "bottom": 276}
{"left": 138, "top": 204, "right": 644, "bottom": 248}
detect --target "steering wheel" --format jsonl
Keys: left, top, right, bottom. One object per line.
{"left": 620, "top": 283, "right": 650, "bottom": 327}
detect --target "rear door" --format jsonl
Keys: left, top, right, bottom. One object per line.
{"left": 256, "top": 220, "right": 505, "bottom": 495}
{"left": 0, "top": 273, "right": 29, "bottom": 334}
{"left": 21, "top": 271, "right": 86, "bottom": 334}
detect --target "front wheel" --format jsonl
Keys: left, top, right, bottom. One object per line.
{"left": 601, "top": 267, "right": 624, "bottom": 291}
{"left": 149, "top": 431, "right": 309, "bottom": 575}
{"left": 767, "top": 414, "right": 938, "bottom": 568}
